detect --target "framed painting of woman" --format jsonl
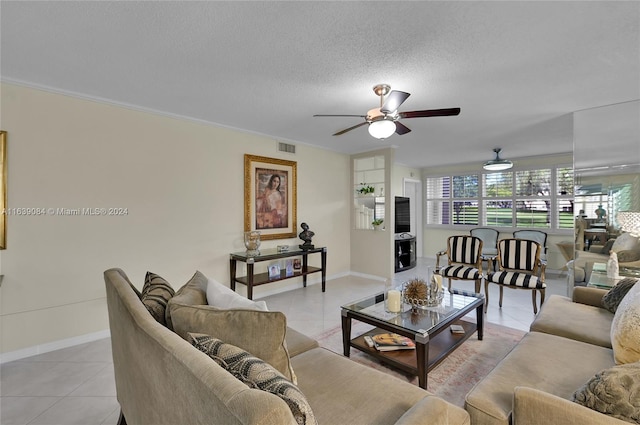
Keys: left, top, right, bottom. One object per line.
{"left": 244, "top": 154, "right": 297, "bottom": 240}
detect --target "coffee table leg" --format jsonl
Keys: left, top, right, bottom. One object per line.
{"left": 341, "top": 313, "right": 351, "bottom": 357}
{"left": 416, "top": 342, "right": 428, "bottom": 389}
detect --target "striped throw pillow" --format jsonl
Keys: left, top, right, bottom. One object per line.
{"left": 141, "top": 272, "right": 175, "bottom": 327}
{"left": 190, "top": 333, "right": 317, "bottom": 425}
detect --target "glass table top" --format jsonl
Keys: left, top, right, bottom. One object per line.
{"left": 230, "top": 246, "right": 324, "bottom": 261}
{"left": 341, "top": 290, "right": 483, "bottom": 335}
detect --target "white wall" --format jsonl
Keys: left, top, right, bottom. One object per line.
{"left": 0, "top": 83, "right": 351, "bottom": 356}
{"left": 350, "top": 148, "right": 395, "bottom": 279}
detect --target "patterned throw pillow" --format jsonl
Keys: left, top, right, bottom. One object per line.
{"left": 140, "top": 272, "right": 175, "bottom": 326}
{"left": 572, "top": 362, "right": 640, "bottom": 424}
{"left": 190, "top": 333, "right": 317, "bottom": 425}
{"left": 602, "top": 278, "right": 638, "bottom": 313}
{"left": 611, "top": 282, "right": 640, "bottom": 365}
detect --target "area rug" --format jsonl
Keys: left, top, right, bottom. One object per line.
{"left": 314, "top": 321, "right": 525, "bottom": 407}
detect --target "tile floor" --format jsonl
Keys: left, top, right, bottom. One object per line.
{"left": 1, "top": 258, "right": 569, "bottom": 425}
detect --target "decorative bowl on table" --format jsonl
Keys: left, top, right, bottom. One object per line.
{"left": 402, "top": 275, "right": 444, "bottom": 310}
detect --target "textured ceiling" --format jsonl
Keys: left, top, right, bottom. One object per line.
{"left": 1, "top": 1, "right": 639, "bottom": 168}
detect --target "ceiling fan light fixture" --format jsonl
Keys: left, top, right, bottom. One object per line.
{"left": 368, "top": 118, "right": 396, "bottom": 139}
{"left": 483, "top": 148, "right": 513, "bottom": 171}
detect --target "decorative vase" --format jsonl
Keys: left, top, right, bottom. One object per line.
{"left": 244, "top": 231, "right": 261, "bottom": 256}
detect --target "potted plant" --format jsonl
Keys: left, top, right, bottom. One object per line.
{"left": 372, "top": 218, "right": 384, "bottom": 230}
{"left": 357, "top": 183, "right": 375, "bottom": 196}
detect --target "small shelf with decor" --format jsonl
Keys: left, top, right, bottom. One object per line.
{"left": 354, "top": 155, "right": 385, "bottom": 230}
{"left": 395, "top": 235, "right": 416, "bottom": 272}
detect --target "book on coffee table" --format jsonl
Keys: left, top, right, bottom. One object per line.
{"left": 372, "top": 333, "right": 416, "bottom": 351}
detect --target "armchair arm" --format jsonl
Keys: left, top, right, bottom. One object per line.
{"left": 435, "top": 249, "right": 447, "bottom": 272}
{"left": 572, "top": 286, "right": 608, "bottom": 307}
{"left": 513, "top": 387, "right": 628, "bottom": 425}
{"left": 537, "top": 260, "right": 547, "bottom": 282}
{"left": 395, "top": 396, "right": 470, "bottom": 425}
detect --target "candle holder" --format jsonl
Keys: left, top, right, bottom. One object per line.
{"left": 384, "top": 279, "right": 402, "bottom": 313}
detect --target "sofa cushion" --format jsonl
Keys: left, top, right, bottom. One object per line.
{"left": 171, "top": 303, "right": 296, "bottom": 382}
{"left": 190, "top": 333, "right": 316, "bottom": 425}
{"left": 602, "top": 278, "right": 638, "bottom": 314}
{"left": 165, "top": 270, "right": 208, "bottom": 330}
{"left": 571, "top": 362, "right": 640, "bottom": 424}
{"left": 530, "top": 295, "right": 613, "bottom": 348}
{"left": 611, "top": 281, "right": 640, "bottom": 364}
{"left": 140, "top": 272, "right": 175, "bottom": 326}
{"left": 291, "top": 347, "right": 436, "bottom": 425}
{"left": 465, "top": 332, "right": 615, "bottom": 425}
{"left": 207, "top": 277, "right": 268, "bottom": 311}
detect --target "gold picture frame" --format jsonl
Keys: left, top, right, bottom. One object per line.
{"left": 244, "top": 154, "right": 297, "bottom": 240}
{"left": 0, "top": 131, "right": 6, "bottom": 249}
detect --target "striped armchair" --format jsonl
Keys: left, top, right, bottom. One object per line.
{"left": 438, "top": 236, "right": 484, "bottom": 294}
{"left": 485, "top": 238, "right": 546, "bottom": 314}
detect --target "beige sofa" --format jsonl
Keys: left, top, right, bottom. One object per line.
{"left": 568, "top": 234, "right": 640, "bottom": 288}
{"left": 104, "top": 268, "right": 470, "bottom": 425}
{"left": 464, "top": 286, "right": 632, "bottom": 425}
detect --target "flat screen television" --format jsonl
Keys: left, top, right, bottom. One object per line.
{"left": 395, "top": 196, "right": 411, "bottom": 234}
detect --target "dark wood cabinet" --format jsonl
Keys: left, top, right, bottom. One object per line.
{"left": 395, "top": 236, "right": 416, "bottom": 272}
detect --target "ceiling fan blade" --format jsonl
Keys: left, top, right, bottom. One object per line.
{"left": 395, "top": 121, "right": 411, "bottom": 135}
{"left": 313, "top": 114, "right": 367, "bottom": 118}
{"left": 381, "top": 90, "right": 410, "bottom": 114}
{"left": 333, "top": 121, "right": 368, "bottom": 136}
{"left": 399, "top": 108, "right": 461, "bottom": 119}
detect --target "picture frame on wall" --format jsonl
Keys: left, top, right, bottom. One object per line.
{"left": 244, "top": 154, "right": 297, "bottom": 240}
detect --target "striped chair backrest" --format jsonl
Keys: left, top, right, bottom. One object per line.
{"left": 498, "top": 239, "right": 541, "bottom": 271}
{"left": 448, "top": 236, "right": 482, "bottom": 265}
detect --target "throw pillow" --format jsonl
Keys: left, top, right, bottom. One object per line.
{"left": 165, "top": 270, "right": 209, "bottom": 331}
{"left": 612, "top": 233, "right": 640, "bottom": 253}
{"left": 618, "top": 250, "right": 640, "bottom": 263}
{"left": 571, "top": 362, "right": 640, "bottom": 424}
{"left": 190, "top": 333, "right": 316, "bottom": 425}
{"left": 599, "top": 239, "right": 616, "bottom": 255}
{"left": 170, "top": 303, "right": 296, "bottom": 382}
{"left": 206, "top": 277, "right": 268, "bottom": 311}
{"left": 611, "top": 281, "right": 640, "bottom": 364}
{"left": 602, "top": 278, "right": 639, "bottom": 313}
{"left": 140, "top": 272, "right": 175, "bottom": 327}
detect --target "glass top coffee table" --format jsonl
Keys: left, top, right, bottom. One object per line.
{"left": 341, "top": 289, "right": 484, "bottom": 389}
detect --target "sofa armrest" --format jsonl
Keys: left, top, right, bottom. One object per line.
{"left": 395, "top": 396, "right": 470, "bottom": 425}
{"left": 572, "top": 286, "right": 608, "bottom": 307}
{"left": 513, "top": 387, "right": 629, "bottom": 425}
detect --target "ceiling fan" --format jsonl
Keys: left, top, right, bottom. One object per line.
{"left": 313, "top": 84, "right": 461, "bottom": 139}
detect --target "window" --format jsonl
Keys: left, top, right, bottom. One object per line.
{"left": 426, "top": 166, "right": 573, "bottom": 230}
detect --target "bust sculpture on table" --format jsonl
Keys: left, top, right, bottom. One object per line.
{"left": 298, "top": 222, "right": 315, "bottom": 250}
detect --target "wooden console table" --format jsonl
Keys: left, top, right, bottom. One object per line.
{"left": 229, "top": 246, "right": 327, "bottom": 299}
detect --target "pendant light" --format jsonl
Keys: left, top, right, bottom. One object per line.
{"left": 483, "top": 148, "right": 513, "bottom": 171}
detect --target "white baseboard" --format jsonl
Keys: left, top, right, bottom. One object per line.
{"left": 1, "top": 329, "right": 111, "bottom": 364}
